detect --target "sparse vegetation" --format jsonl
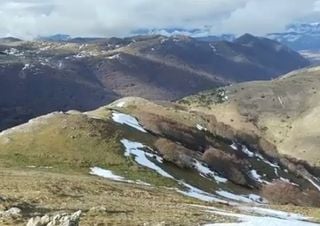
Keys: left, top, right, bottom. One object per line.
{"left": 179, "top": 88, "right": 229, "bottom": 107}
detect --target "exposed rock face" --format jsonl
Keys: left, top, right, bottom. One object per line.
{"left": 138, "top": 112, "right": 207, "bottom": 151}
{"left": 154, "top": 138, "right": 194, "bottom": 168}
{"left": 26, "top": 210, "right": 81, "bottom": 226}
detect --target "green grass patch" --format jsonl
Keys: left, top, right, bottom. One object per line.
{"left": 0, "top": 112, "right": 176, "bottom": 187}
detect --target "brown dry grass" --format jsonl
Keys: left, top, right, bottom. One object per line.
{"left": 0, "top": 168, "right": 230, "bottom": 226}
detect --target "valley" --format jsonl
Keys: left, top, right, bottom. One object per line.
{"left": 2, "top": 1, "right": 320, "bottom": 225}
{"left": 0, "top": 34, "right": 309, "bottom": 131}
{"left": 0, "top": 34, "right": 319, "bottom": 226}
{"left": 1, "top": 71, "right": 320, "bottom": 224}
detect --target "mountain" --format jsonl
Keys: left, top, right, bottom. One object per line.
{"left": 38, "top": 34, "right": 72, "bottom": 42}
{"left": 267, "top": 22, "right": 320, "bottom": 51}
{"left": 132, "top": 28, "right": 236, "bottom": 42}
{"left": 0, "top": 81, "right": 320, "bottom": 224}
{"left": 132, "top": 23, "right": 320, "bottom": 52}
{"left": 195, "top": 34, "right": 236, "bottom": 42}
{"left": 182, "top": 66, "right": 320, "bottom": 168}
{"left": 0, "top": 34, "right": 309, "bottom": 131}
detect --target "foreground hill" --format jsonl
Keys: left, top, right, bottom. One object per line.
{"left": 0, "top": 34, "right": 309, "bottom": 130}
{"left": 0, "top": 94, "right": 320, "bottom": 224}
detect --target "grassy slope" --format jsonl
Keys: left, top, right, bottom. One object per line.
{"left": 0, "top": 110, "right": 175, "bottom": 187}
{"left": 0, "top": 101, "right": 237, "bottom": 225}
{"left": 181, "top": 67, "right": 320, "bottom": 166}
{"left": 0, "top": 97, "right": 320, "bottom": 224}
{"left": 0, "top": 168, "right": 231, "bottom": 226}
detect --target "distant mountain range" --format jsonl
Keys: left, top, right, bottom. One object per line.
{"left": 37, "top": 23, "right": 320, "bottom": 66}
{"left": 132, "top": 28, "right": 236, "bottom": 42}
{"left": 39, "top": 22, "right": 320, "bottom": 52}
{"left": 267, "top": 23, "right": 320, "bottom": 51}
{"left": 129, "top": 23, "right": 320, "bottom": 51}
{"left": 0, "top": 34, "right": 309, "bottom": 130}
{"left": 38, "top": 34, "right": 71, "bottom": 42}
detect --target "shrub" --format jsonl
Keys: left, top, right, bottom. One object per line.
{"left": 202, "top": 148, "right": 252, "bottom": 187}
{"left": 154, "top": 138, "right": 193, "bottom": 169}
{"left": 261, "top": 180, "right": 320, "bottom": 207}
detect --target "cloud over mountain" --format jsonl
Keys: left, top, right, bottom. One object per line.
{"left": 1, "top": 0, "right": 320, "bottom": 38}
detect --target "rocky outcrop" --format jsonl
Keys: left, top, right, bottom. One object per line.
{"left": 202, "top": 148, "right": 252, "bottom": 187}
{"left": 27, "top": 210, "right": 81, "bottom": 226}
{"left": 138, "top": 112, "right": 207, "bottom": 151}
{"left": 154, "top": 138, "right": 194, "bottom": 168}
{"left": 261, "top": 180, "right": 320, "bottom": 207}
{"left": 127, "top": 99, "right": 320, "bottom": 194}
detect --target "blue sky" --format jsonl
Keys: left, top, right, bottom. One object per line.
{"left": 1, "top": 0, "right": 320, "bottom": 39}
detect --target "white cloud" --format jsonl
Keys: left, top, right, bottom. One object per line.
{"left": 314, "top": 0, "right": 320, "bottom": 11}
{"left": 220, "top": 0, "right": 318, "bottom": 35}
{"left": 0, "top": 0, "right": 319, "bottom": 39}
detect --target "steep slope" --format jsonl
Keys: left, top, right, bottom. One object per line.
{"left": 234, "top": 34, "right": 309, "bottom": 75}
{"left": 119, "top": 34, "right": 309, "bottom": 82}
{"left": 0, "top": 35, "right": 309, "bottom": 131}
{"left": 0, "top": 97, "right": 320, "bottom": 224}
{"left": 181, "top": 66, "right": 320, "bottom": 168}
{"left": 1, "top": 97, "right": 320, "bottom": 205}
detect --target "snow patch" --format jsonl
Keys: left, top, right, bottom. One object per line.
{"left": 247, "top": 194, "right": 265, "bottom": 203}
{"left": 90, "top": 167, "right": 125, "bottom": 182}
{"left": 280, "top": 177, "right": 299, "bottom": 186}
{"left": 107, "top": 54, "right": 120, "bottom": 60}
{"left": 4, "top": 48, "right": 24, "bottom": 56}
{"left": 120, "top": 139, "right": 173, "bottom": 179}
{"left": 241, "top": 146, "right": 255, "bottom": 158}
{"left": 112, "top": 112, "right": 147, "bottom": 133}
{"left": 74, "top": 53, "right": 86, "bottom": 58}
{"left": 230, "top": 143, "right": 254, "bottom": 157}
{"left": 57, "top": 61, "right": 63, "bottom": 69}
{"left": 217, "top": 89, "right": 229, "bottom": 102}
{"left": 177, "top": 183, "right": 228, "bottom": 204}
{"left": 304, "top": 176, "right": 320, "bottom": 192}
{"left": 250, "top": 170, "right": 263, "bottom": 183}
{"left": 216, "top": 190, "right": 266, "bottom": 204}
{"left": 193, "top": 160, "right": 228, "bottom": 183}
{"left": 230, "top": 143, "right": 238, "bottom": 150}
{"left": 242, "top": 207, "right": 310, "bottom": 221}
{"left": 231, "top": 143, "right": 280, "bottom": 169}
{"left": 40, "top": 45, "right": 51, "bottom": 51}
{"left": 78, "top": 44, "right": 88, "bottom": 50}
{"left": 196, "top": 124, "right": 208, "bottom": 131}
{"left": 209, "top": 43, "right": 217, "bottom": 53}
{"left": 204, "top": 208, "right": 317, "bottom": 226}
{"left": 22, "top": 64, "right": 30, "bottom": 71}
{"left": 90, "top": 167, "right": 151, "bottom": 186}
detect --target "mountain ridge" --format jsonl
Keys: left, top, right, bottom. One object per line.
{"left": 0, "top": 34, "right": 309, "bottom": 131}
